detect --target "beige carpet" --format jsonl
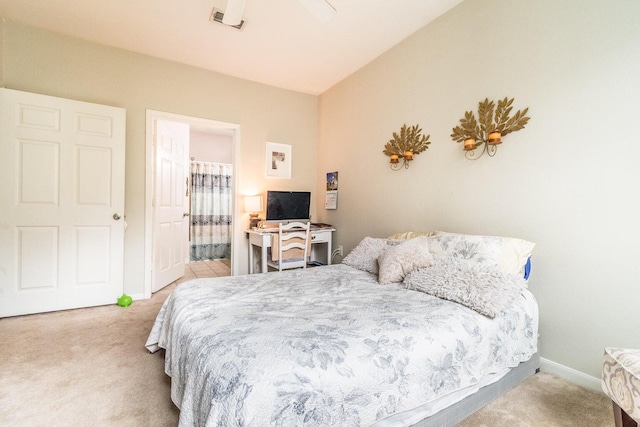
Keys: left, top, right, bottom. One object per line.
{"left": 0, "top": 282, "right": 614, "bottom": 426}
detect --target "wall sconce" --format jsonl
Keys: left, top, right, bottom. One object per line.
{"left": 243, "top": 195, "right": 263, "bottom": 229}
{"left": 451, "top": 97, "right": 530, "bottom": 160}
{"left": 383, "top": 124, "right": 431, "bottom": 170}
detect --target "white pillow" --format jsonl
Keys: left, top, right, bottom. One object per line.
{"left": 342, "top": 237, "right": 394, "bottom": 275}
{"left": 427, "top": 234, "right": 502, "bottom": 267}
{"left": 377, "top": 236, "right": 433, "bottom": 285}
{"left": 431, "top": 231, "right": 535, "bottom": 276}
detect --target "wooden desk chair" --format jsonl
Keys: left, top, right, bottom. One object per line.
{"left": 266, "top": 222, "right": 311, "bottom": 271}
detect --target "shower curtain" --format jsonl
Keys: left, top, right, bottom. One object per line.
{"left": 190, "top": 161, "right": 233, "bottom": 261}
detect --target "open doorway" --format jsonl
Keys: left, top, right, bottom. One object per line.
{"left": 188, "top": 126, "right": 233, "bottom": 274}
{"left": 144, "top": 110, "right": 239, "bottom": 298}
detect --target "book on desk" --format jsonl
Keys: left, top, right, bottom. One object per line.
{"left": 311, "top": 222, "right": 333, "bottom": 228}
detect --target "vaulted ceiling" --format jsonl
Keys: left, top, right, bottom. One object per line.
{"left": 0, "top": 0, "right": 463, "bottom": 95}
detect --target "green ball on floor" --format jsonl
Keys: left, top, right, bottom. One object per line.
{"left": 117, "top": 294, "right": 132, "bottom": 307}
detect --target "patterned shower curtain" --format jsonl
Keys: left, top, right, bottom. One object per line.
{"left": 190, "top": 161, "right": 233, "bottom": 261}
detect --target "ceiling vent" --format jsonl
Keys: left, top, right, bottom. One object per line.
{"left": 210, "top": 8, "right": 245, "bottom": 30}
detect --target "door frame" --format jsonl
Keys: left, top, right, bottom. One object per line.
{"left": 144, "top": 109, "right": 240, "bottom": 299}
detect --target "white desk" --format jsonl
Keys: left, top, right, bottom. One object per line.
{"left": 246, "top": 227, "right": 335, "bottom": 274}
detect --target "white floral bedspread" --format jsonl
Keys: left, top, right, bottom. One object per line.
{"left": 146, "top": 264, "right": 538, "bottom": 427}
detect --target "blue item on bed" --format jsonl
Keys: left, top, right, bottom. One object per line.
{"left": 524, "top": 257, "right": 531, "bottom": 279}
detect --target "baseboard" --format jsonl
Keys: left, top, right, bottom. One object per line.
{"left": 540, "top": 357, "right": 602, "bottom": 394}
{"left": 129, "top": 293, "right": 146, "bottom": 301}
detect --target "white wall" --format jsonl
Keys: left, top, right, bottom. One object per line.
{"left": 317, "top": 0, "right": 640, "bottom": 378}
{"left": 1, "top": 22, "right": 318, "bottom": 293}
{"left": 0, "top": 20, "right": 4, "bottom": 87}
{"left": 190, "top": 131, "right": 233, "bottom": 164}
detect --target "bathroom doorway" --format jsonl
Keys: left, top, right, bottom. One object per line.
{"left": 144, "top": 110, "right": 239, "bottom": 297}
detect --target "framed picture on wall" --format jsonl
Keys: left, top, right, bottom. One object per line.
{"left": 325, "top": 171, "right": 338, "bottom": 209}
{"left": 265, "top": 141, "right": 291, "bottom": 179}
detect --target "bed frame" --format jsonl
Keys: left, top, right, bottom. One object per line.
{"left": 414, "top": 353, "right": 540, "bottom": 426}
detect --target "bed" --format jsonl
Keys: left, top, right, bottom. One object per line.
{"left": 146, "top": 232, "right": 538, "bottom": 426}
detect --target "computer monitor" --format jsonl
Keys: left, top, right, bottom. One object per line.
{"left": 265, "top": 191, "right": 311, "bottom": 224}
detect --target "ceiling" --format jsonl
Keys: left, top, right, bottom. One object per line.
{"left": 0, "top": 0, "right": 463, "bottom": 95}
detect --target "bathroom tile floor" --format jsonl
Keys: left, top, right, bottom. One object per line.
{"left": 172, "top": 259, "right": 231, "bottom": 286}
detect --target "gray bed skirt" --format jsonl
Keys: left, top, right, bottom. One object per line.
{"left": 410, "top": 353, "right": 540, "bottom": 426}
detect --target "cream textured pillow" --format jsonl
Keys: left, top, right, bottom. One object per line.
{"left": 342, "top": 237, "right": 393, "bottom": 275}
{"left": 404, "top": 258, "right": 525, "bottom": 318}
{"left": 387, "top": 231, "right": 434, "bottom": 240}
{"left": 377, "top": 236, "right": 434, "bottom": 285}
{"left": 431, "top": 231, "right": 535, "bottom": 276}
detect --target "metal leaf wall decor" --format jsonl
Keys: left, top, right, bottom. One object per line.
{"left": 383, "top": 124, "right": 431, "bottom": 157}
{"left": 451, "top": 97, "right": 530, "bottom": 158}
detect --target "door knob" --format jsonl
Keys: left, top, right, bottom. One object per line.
{"left": 113, "top": 213, "right": 121, "bottom": 220}
{"left": 183, "top": 212, "right": 190, "bottom": 217}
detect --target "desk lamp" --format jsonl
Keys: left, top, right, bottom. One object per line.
{"left": 244, "top": 195, "right": 263, "bottom": 229}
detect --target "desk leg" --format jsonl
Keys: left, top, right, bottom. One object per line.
{"left": 261, "top": 245, "right": 268, "bottom": 273}
{"left": 327, "top": 240, "right": 332, "bottom": 265}
{"left": 248, "top": 243, "right": 255, "bottom": 274}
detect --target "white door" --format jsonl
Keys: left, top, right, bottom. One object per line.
{"left": 0, "top": 88, "right": 126, "bottom": 317}
{"left": 152, "top": 120, "right": 189, "bottom": 292}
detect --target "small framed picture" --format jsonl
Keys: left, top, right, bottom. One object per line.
{"left": 326, "top": 171, "right": 338, "bottom": 191}
{"left": 325, "top": 171, "right": 338, "bottom": 209}
{"left": 265, "top": 142, "right": 291, "bottom": 179}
